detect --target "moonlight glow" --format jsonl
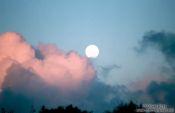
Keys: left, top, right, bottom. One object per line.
{"left": 85, "top": 45, "right": 99, "bottom": 58}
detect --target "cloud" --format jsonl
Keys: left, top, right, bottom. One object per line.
{"left": 134, "top": 31, "right": 175, "bottom": 106}
{"left": 146, "top": 81, "right": 175, "bottom": 105}
{"left": 27, "top": 44, "right": 96, "bottom": 91}
{"left": 0, "top": 32, "right": 97, "bottom": 112}
{"left": 0, "top": 32, "right": 96, "bottom": 92}
{"left": 100, "top": 64, "right": 120, "bottom": 77}
{"left": 0, "top": 63, "right": 47, "bottom": 113}
{"left": 1, "top": 31, "right": 174, "bottom": 113}
{"left": 137, "top": 31, "right": 175, "bottom": 70}
{"left": 134, "top": 81, "right": 175, "bottom": 106}
{"left": 97, "top": 64, "right": 121, "bottom": 85}
{"left": 136, "top": 30, "right": 175, "bottom": 83}
{"left": 0, "top": 32, "right": 35, "bottom": 91}
{"left": 0, "top": 32, "right": 130, "bottom": 113}
{"left": 0, "top": 63, "right": 129, "bottom": 113}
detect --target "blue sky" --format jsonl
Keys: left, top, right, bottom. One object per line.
{"left": 1, "top": 0, "right": 175, "bottom": 85}
{"left": 1, "top": 1, "right": 175, "bottom": 112}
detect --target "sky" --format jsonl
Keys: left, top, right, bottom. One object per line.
{"left": 0, "top": 0, "right": 175, "bottom": 113}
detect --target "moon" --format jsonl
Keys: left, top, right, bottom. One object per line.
{"left": 85, "top": 45, "right": 99, "bottom": 58}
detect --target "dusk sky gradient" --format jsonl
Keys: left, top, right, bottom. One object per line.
{"left": 1, "top": 0, "right": 175, "bottom": 85}
{"left": 0, "top": 0, "right": 175, "bottom": 113}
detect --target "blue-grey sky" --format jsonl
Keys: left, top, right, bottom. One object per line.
{"left": 1, "top": 1, "right": 175, "bottom": 112}
{"left": 1, "top": 0, "right": 175, "bottom": 85}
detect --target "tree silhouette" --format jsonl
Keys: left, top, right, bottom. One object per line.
{"left": 30, "top": 105, "right": 36, "bottom": 113}
{"left": 0, "top": 108, "right": 14, "bottom": 113}
{"left": 0, "top": 101, "right": 156, "bottom": 113}
{"left": 105, "top": 101, "right": 155, "bottom": 113}
{"left": 39, "top": 104, "right": 92, "bottom": 113}
{"left": 1, "top": 108, "right": 6, "bottom": 113}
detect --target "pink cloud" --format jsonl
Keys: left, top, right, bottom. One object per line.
{"left": 0, "top": 32, "right": 96, "bottom": 91}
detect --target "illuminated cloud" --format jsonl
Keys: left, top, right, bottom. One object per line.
{"left": 0, "top": 32, "right": 128, "bottom": 113}
{"left": 1, "top": 31, "right": 174, "bottom": 113}
{"left": 0, "top": 32, "right": 96, "bottom": 91}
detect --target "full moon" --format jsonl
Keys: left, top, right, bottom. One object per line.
{"left": 85, "top": 45, "right": 99, "bottom": 58}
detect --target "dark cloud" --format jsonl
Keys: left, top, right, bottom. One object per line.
{"left": 135, "top": 81, "right": 175, "bottom": 107}
{"left": 146, "top": 81, "right": 175, "bottom": 106}
{"left": 0, "top": 63, "right": 131, "bottom": 113}
{"left": 138, "top": 31, "right": 175, "bottom": 69}
{"left": 98, "top": 64, "right": 120, "bottom": 81}
{"left": 135, "top": 31, "right": 175, "bottom": 108}
{"left": 0, "top": 63, "right": 63, "bottom": 113}
{"left": 0, "top": 63, "right": 42, "bottom": 113}
{"left": 34, "top": 48, "right": 45, "bottom": 60}
{"left": 1, "top": 31, "right": 175, "bottom": 113}
{"left": 80, "top": 79, "right": 131, "bottom": 113}
{"left": 0, "top": 32, "right": 128, "bottom": 113}
{"left": 100, "top": 65, "right": 120, "bottom": 76}
{"left": 0, "top": 89, "right": 33, "bottom": 113}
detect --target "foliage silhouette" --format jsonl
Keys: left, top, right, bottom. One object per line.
{"left": 0, "top": 108, "right": 14, "bottom": 113}
{"left": 39, "top": 104, "right": 92, "bottom": 113}
{"left": 0, "top": 101, "right": 156, "bottom": 113}
{"left": 105, "top": 101, "right": 155, "bottom": 113}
